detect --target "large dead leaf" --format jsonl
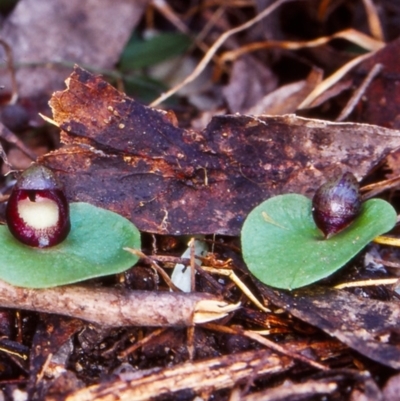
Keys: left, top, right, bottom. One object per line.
{"left": 0, "top": 0, "right": 146, "bottom": 100}
{"left": 258, "top": 285, "right": 400, "bottom": 370}
{"left": 40, "top": 66, "right": 400, "bottom": 235}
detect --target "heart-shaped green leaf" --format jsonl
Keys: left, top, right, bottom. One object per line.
{"left": 0, "top": 203, "right": 141, "bottom": 288}
{"left": 241, "top": 194, "right": 396, "bottom": 290}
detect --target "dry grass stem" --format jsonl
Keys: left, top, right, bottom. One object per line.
{"left": 373, "top": 258, "right": 400, "bottom": 269}
{"left": 118, "top": 327, "right": 167, "bottom": 358}
{"left": 124, "top": 247, "right": 182, "bottom": 292}
{"left": 151, "top": 0, "right": 190, "bottom": 34}
{"left": 149, "top": 0, "right": 293, "bottom": 107}
{"left": 204, "top": 323, "right": 328, "bottom": 371}
{"left": 201, "top": 266, "right": 270, "bottom": 312}
{"left": 220, "top": 28, "right": 384, "bottom": 63}
{"left": 334, "top": 278, "right": 399, "bottom": 290}
{"left": 361, "top": 175, "right": 400, "bottom": 200}
{"left": 298, "top": 51, "right": 378, "bottom": 109}
{"left": 0, "top": 121, "right": 37, "bottom": 161}
{"left": 0, "top": 38, "right": 18, "bottom": 104}
{"left": 373, "top": 236, "right": 400, "bottom": 247}
{"left": 362, "top": 0, "right": 384, "bottom": 41}
{"left": 336, "top": 63, "right": 383, "bottom": 121}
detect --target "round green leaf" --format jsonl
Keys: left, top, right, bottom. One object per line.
{"left": 0, "top": 203, "right": 141, "bottom": 288}
{"left": 241, "top": 194, "right": 396, "bottom": 290}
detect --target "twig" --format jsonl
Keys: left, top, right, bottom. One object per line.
{"left": 336, "top": 63, "right": 383, "bottom": 122}
{"left": 151, "top": 0, "right": 190, "bottom": 34}
{"left": 124, "top": 248, "right": 182, "bottom": 292}
{"left": 151, "top": 0, "right": 222, "bottom": 68}
{"left": 204, "top": 323, "right": 328, "bottom": 371}
{"left": 0, "top": 121, "right": 36, "bottom": 161}
{"left": 298, "top": 52, "right": 377, "bottom": 109}
{"left": 149, "top": 0, "right": 293, "bottom": 107}
{"left": 239, "top": 380, "right": 337, "bottom": 401}
{"left": 148, "top": 254, "right": 268, "bottom": 311}
{"left": 0, "top": 280, "right": 239, "bottom": 327}
{"left": 0, "top": 139, "right": 11, "bottom": 172}
{"left": 201, "top": 266, "right": 270, "bottom": 312}
{"left": 118, "top": 328, "right": 167, "bottom": 358}
{"left": 189, "top": 238, "right": 196, "bottom": 292}
{"left": 0, "top": 38, "right": 18, "bottom": 104}
{"left": 373, "top": 258, "right": 400, "bottom": 269}
{"left": 64, "top": 348, "right": 293, "bottom": 401}
{"left": 361, "top": 175, "right": 400, "bottom": 200}
{"left": 334, "top": 278, "right": 398, "bottom": 290}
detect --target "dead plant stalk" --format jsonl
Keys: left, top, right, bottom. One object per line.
{"left": 0, "top": 279, "right": 238, "bottom": 327}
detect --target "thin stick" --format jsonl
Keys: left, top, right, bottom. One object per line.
{"left": 149, "top": 0, "right": 293, "bottom": 107}
{"left": 189, "top": 238, "right": 196, "bottom": 292}
{"left": 0, "top": 38, "right": 18, "bottom": 104}
{"left": 334, "top": 278, "right": 398, "bottom": 290}
{"left": 361, "top": 175, "right": 400, "bottom": 200}
{"left": 204, "top": 323, "right": 328, "bottom": 371}
{"left": 201, "top": 266, "right": 270, "bottom": 312}
{"left": 118, "top": 327, "right": 167, "bottom": 358}
{"left": 0, "top": 279, "right": 238, "bottom": 327}
{"left": 124, "top": 248, "right": 182, "bottom": 292}
{"left": 336, "top": 63, "right": 382, "bottom": 122}
{"left": 373, "top": 258, "right": 400, "bottom": 269}
{"left": 0, "top": 121, "right": 37, "bottom": 161}
{"left": 298, "top": 51, "right": 376, "bottom": 109}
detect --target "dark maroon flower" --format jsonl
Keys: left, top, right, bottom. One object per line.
{"left": 312, "top": 172, "right": 361, "bottom": 239}
{"left": 6, "top": 165, "right": 70, "bottom": 248}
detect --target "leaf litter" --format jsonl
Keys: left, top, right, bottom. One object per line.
{"left": 33, "top": 65, "right": 400, "bottom": 399}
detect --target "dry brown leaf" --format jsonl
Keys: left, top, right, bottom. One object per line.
{"left": 0, "top": 0, "right": 147, "bottom": 100}
{"left": 222, "top": 55, "right": 278, "bottom": 113}
{"left": 258, "top": 285, "right": 400, "bottom": 370}
{"left": 246, "top": 67, "right": 323, "bottom": 115}
{"left": 40, "top": 66, "right": 400, "bottom": 235}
